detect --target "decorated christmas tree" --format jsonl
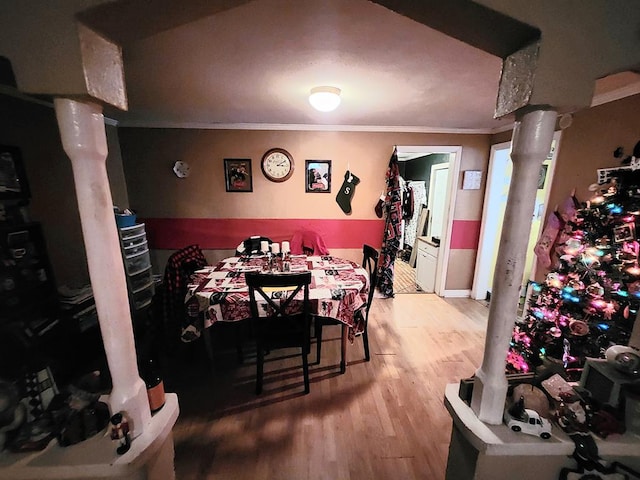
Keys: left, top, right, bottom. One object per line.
{"left": 507, "top": 165, "right": 640, "bottom": 378}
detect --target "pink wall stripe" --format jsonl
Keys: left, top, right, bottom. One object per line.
{"left": 450, "top": 219, "right": 481, "bottom": 250}
{"left": 142, "top": 218, "right": 386, "bottom": 250}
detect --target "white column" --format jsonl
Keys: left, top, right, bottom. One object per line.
{"left": 471, "top": 107, "right": 557, "bottom": 424}
{"left": 54, "top": 98, "right": 151, "bottom": 436}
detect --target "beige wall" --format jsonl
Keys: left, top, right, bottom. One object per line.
{"left": 5, "top": 92, "right": 640, "bottom": 294}
{"left": 118, "top": 128, "right": 491, "bottom": 288}
{"left": 548, "top": 94, "right": 640, "bottom": 216}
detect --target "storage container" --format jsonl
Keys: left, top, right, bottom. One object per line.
{"left": 125, "top": 249, "right": 151, "bottom": 276}
{"left": 115, "top": 214, "right": 137, "bottom": 228}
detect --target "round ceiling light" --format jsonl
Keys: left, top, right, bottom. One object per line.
{"left": 309, "top": 86, "right": 341, "bottom": 112}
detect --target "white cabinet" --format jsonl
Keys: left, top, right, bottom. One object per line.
{"left": 416, "top": 237, "right": 438, "bottom": 293}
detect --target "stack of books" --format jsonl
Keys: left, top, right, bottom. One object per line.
{"left": 58, "top": 285, "right": 97, "bottom": 332}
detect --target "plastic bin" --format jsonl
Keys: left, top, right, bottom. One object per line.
{"left": 115, "top": 214, "right": 137, "bottom": 228}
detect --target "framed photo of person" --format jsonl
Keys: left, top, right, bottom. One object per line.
{"left": 0, "top": 145, "right": 30, "bottom": 201}
{"left": 224, "top": 158, "right": 253, "bottom": 192}
{"left": 305, "top": 160, "right": 331, "bottom": 193}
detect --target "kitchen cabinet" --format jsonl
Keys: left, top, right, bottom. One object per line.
{"left": 416, "top": 236, "right": 438, "bottom": 293}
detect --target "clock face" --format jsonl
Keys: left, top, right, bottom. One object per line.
{"left": 261, "top": 148, "right": 294, "bottom": 182}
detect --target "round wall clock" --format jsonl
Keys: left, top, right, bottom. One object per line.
{"left": 261, "top": 148, "right": 294, "bottom": 182}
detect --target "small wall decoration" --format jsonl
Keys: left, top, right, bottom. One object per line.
{"left": 0, "top": 145, "right": 30, "bottom": 201}
{"left": 172, "top": 160, "right": 191, "bottom": 178}
{"left": 462, "top": 170, "right": 482, "bottom": 190}
{"left": 305, "top": 160, "right": 331, "bottom": 193}
{"left": 224, "top": 158, "right": 253, "bottom": 192}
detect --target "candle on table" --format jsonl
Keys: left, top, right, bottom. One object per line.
{"left": 281, "top": 241, "right": 290, "bottom": 254}
{"left": 271, "top": 243, "right": 280, "bottom": 255}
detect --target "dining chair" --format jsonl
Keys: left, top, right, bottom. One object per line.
{"left": 315, "top": 244, "right": 379, "bottom": 373}
{"left": 161, "top": 244, "right": 208, "bottom": 348}
{"left": 245, "top": 271, "right": 312, "bottom": 395}
{"left": 235, "top": 236, "right": 273, "bottom": 256}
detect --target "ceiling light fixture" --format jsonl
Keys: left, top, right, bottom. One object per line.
{"left": 309, "top": 86, "right": 341, "bottom": 112}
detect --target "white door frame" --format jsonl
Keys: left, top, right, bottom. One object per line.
{"left": 396, "top": 145, "right": 462, "bottom": 296}
{"left": 471, "top": 131, "right": 562, "bottom": 300}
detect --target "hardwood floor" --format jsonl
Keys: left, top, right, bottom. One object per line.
{"left": 393, "top": 258, "right": 420, "bottom": 294}
{"left": 166, "top": 294, "right": 488, "bottom": 480}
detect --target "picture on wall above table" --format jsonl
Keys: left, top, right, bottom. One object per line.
{"left": 224, "top": 158, "right": 253, "bottom": 192}
{"left": 305, "top": 160, "right": 331, "bottom": 193}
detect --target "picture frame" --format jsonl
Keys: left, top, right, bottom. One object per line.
{"left": 0, "top": 145, "right": 30, "bottom": 202}
{"left": 224, "top": 158, "right": 253, "bottom": 192}
{"left": 305, "top": 160, "right": 331, "bottom": 193}
{"left": 614, "top": 222, "right": 635, "bottom": 244}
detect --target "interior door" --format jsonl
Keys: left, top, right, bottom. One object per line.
{"left": 472, "top": 132, "right": 561, "bottom": 301}
{"left": 427, "top": 163, "right": 449, "bottom": 241}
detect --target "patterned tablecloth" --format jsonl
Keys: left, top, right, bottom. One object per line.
{"left": 183, "top": 255, "right": 369, "bottom": 341}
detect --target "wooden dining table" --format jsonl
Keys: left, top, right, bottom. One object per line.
{"left": 183, "top": 254, "right": 370, "bottom": 365}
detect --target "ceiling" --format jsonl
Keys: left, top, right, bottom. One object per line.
{"left": 95, "top": 0, "right": 639, "bottom": 133}
{"left": 5, "top": 0, "right": 639, "bottom": 134}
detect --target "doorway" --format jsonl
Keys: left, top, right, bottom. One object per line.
{"left": 394, "top": 146, "right": 461, "bottom": 295}
{"left": 472, "top": 132, "right": 562, "bottom": 306}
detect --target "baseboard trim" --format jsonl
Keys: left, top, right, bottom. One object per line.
{"left": 441, "top": 289, "right": 471, "bottom": 298}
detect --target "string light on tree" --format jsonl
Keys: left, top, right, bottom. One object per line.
{"left": 508, "top": 163, "right": 640, "bottom": 378}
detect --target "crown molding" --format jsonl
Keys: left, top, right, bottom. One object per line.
{"left": 5, "top": 82, "right": 640, "bottom": 134}
{"left": 591, "top": 81, "right": 640, "bottom": 107}
{"left": 113, "top": 119, "right": 497, "bottom": 135}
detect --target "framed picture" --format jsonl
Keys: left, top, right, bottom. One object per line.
{"left": 305, "top": 160, "right": 331, "bottom": 193}
{"left": 0, "top": 145, "right": 30, "bottom": 201}
{"left": 614, "top": 223, "right": 635, "bottom": 243}
{"left": 224, "top": 158, "right": 253, "bottom": 192}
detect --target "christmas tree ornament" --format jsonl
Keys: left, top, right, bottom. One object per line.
{"left": 586, "top": 283, "right": 605, "bottom": 297}
{"left": 569, "top": 319, "right": 589, "bottom": 336}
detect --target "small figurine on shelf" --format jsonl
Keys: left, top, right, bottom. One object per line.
{"left": 508, "top": 395, "right": 526, "bottom": 420}
{"left": 504, "top": 395, "right": 553, "bottom": 440}
{"left": 109, "top": 412, "right": 131, "bottom": 455}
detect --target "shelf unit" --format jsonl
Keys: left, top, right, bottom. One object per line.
{"left": 118, "top": 223, "right": 154, "bottom": 313}
{"left": 0, "top": 222, "right": 59, "bottom": 333}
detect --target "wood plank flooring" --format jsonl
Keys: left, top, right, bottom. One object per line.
{"left": 394, "top": 259, "right": 420, "bottom": 294}
{"left": 166, "top": 294, "right": 488, "bottom": 480}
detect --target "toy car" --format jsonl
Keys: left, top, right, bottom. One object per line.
{"left": 504, "top": 408, "right": 552, "bottom": 439}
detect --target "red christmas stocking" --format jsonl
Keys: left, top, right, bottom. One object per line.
{"left": 554, "top": 195, "right": 580, "bottom": 247}
{"left": 535, "top": 210, "right": 564, "bottom": 268}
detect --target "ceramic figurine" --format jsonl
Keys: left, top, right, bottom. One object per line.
{"left": 109, "top": 411, "right": 131, "bottom": 455}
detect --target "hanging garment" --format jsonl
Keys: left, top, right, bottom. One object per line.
{"left": 378, "top": 148, "right": 403, "bottom": 298}
{"left": 402, "top": 185, "right": 414, "bottom": 220}
{"left": 398, "top": 176, "right": 407, "bottom": 249}
{"left": 404, "top": 180, "right": 426, "bottom": 249}
{"left": 290, "top": 229, "right": 329, "bottom": 255}
{"left": 162, "top": 244, "right": 208, "bottom": 343}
